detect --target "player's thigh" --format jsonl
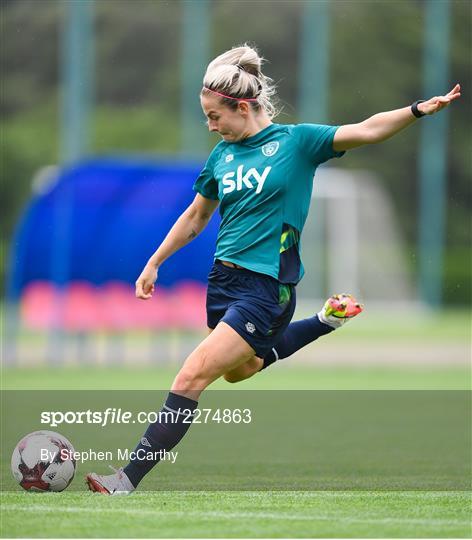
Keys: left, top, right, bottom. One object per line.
{"left": 209, "top": 325, "right": 261, "bottom": 381}
{"left": 172, "top": 322, "right": 255, "bottom": 388}
{"left": 207, "top": 322, "right": 261, "bottom": 381}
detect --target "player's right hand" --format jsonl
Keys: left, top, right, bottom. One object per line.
{"left": 135, "top": 264, "right": 158, "bottom": 300}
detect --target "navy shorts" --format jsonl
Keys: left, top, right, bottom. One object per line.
{"left": 206, "top": 260, "right": 296, "bottom": 358}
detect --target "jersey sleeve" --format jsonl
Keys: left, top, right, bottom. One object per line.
{"left": 192, "top": 144, "right": 223, "bottom": 200}
{"left": 293, "top": 124, "right": 345, "bottom": 164}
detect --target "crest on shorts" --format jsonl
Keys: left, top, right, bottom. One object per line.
{"left": 262, "top": 141, "right": 279, "bottom": 157}
{"left": 245, "top": 322, "right": 256, "bottom": 334}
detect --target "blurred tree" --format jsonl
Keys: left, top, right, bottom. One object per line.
{"left": 94, "top": 1, "right": 180, "bottom": 108}
{"left": 0, "top": 0, "right": 62, "bottom": 117}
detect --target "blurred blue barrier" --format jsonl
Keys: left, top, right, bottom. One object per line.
{"left": 8, "top": 157, "right": 219, "bottom": 301}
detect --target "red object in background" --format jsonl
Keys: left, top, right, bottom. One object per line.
{"left": 126, "top": 285, "right": 174, "bottom": 329}
{"left": 170, "top": 281, "right": 207, "bottom": 329}
{"left": 98, "top": 281, "right": 136, "bottom": 331}
{"left": 20, "top": 280, "right": 207, "bottom": 331}
{"left": 61, "top": 281, "right": 104, "bottom": 331}
{"left": 21, "top": 281, "right": 60, "bottom": 329}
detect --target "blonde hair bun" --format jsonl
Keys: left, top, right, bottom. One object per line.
{"left": 202, "top": 44, "right": 278, "bottom": 119}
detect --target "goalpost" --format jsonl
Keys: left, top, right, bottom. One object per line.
{"left": 296, "top": 168, "right": 416, "bottom": 311}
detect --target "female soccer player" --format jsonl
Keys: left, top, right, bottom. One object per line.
{"left": 86, "top": 45, "right": 460, "bottom": 494}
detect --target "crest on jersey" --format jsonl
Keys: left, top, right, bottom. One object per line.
{"left": 262, "top": 141, "right": 279, "bottom": 157}
{"left": 225, "top": 154, "right": 234, "bottom": 163}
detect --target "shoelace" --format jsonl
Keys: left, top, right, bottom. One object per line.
{"left": 105, "top": 465, "right": 126, "bottom": 493}
{"left": 108, "top": 465, "right": 123, "bottom": 477}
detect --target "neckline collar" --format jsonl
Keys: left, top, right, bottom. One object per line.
{"left": 237, "top": 123, "right": 278, "bottom": 145}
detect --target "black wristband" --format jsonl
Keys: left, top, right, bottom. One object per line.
{"left": 411, "top": 100, "right": 426, "bottom": 118}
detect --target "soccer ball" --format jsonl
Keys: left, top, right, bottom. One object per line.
{"left": 11, "top": 430, "right": 76, "bottom": 492}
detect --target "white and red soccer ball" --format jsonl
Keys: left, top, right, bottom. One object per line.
{"left": 11, "top": 430, "right": 76, "bottom": 492}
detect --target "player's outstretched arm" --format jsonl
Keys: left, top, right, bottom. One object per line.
{"left": 135, "top": 194, "right": 219, "bottom": 299}
{"left": 333, "top": 83, "right": 461, "bottom": 152}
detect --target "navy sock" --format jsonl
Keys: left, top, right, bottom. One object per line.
{"left": 123, "top": 392, "right": 198, "bottom": 487}
{"left": 261, "top": 315, "right": 333, "bottom": 370}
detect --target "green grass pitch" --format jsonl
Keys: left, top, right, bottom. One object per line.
{"left": 2, "top": 318, "right": 471, "bottom": 540}
{"left": 1, "top": 491, "right": 471, "bottom": 538}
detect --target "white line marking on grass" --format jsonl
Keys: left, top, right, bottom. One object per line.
{"left": 1, "top": 504, "right": 469, "bottom": 527}
{"left": 2, "top": 490, "right": 467, "bottom": 498}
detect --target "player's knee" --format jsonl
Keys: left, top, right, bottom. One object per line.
{"left": 223, "top": 357, "right": 263, "bottom": 384}
{"left": 172, "top": 367, "right": 209, "bottom": 393}
{"left": 223, "top": 372, "right": 244, "bottom": 384}
{"left": 172, "top": 346, "right": 218, "bottom": 392}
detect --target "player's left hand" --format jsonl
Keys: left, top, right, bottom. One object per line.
{"left": 419, "top": 83, "right": 461, "bottom": 115}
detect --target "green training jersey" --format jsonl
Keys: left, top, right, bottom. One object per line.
{"left": 193, "top": 123, "right": 344, "bottom": 284}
